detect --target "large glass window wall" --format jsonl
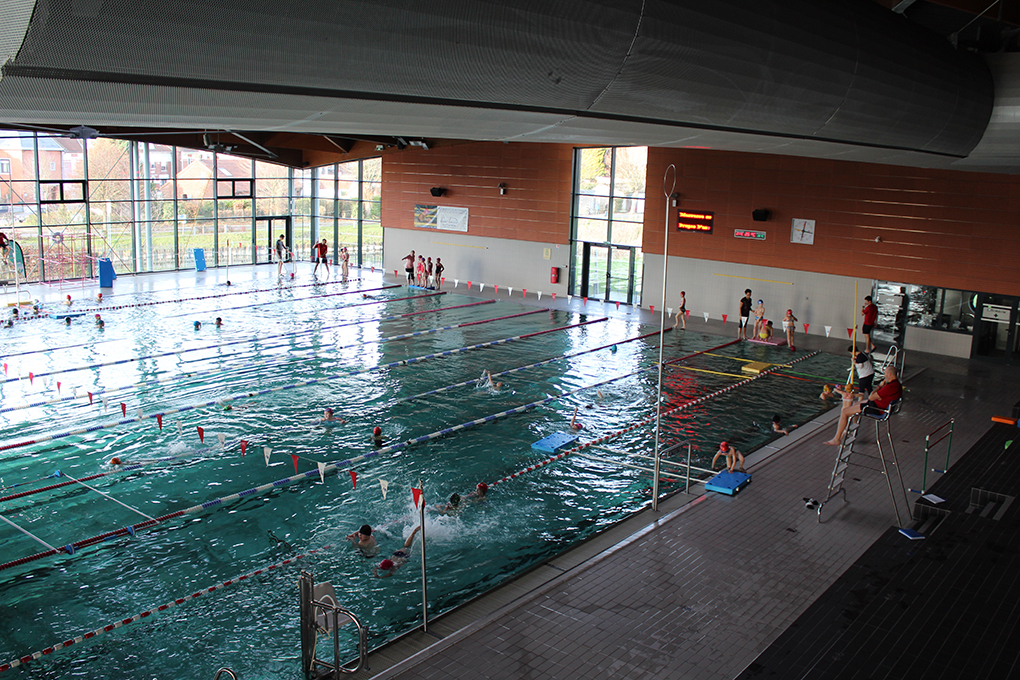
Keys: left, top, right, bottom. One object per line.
{"left": 0, "top": 129, "right": 381, "bottom": 282}
{"left": 570, "top": 146, "right": 646, "bottom": 305}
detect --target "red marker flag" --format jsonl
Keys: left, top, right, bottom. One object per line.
{"left": 467, "top": 281, "right": 472, "bottom": 289}
{"left": 2, "top": 363, "right": 6, "bottom": 375}
{"left": 649, "top": 305, "right": 654, "bottom": 314}
{"left": 616, "top": 301, "right": 620, "bottom": 310}
{"left": 349, "top": 470, "right": 357, "bottom": 489}
{"left": 583, "top": 297, "right": 588, "bottom": 306}
{"left": 120, "top": 402, "right": 127, "bottom": 417}
{"left": 847, "top": 328, "right": 854, "bottom": 339}
{"left": 552, "top": 293, "right": 557, "bottom": 300}
{"left": 522, "top": 289, "right": 527, "bottom": 297}
{"left": 156, "top": 414, "right": 163, "bottom": 430}
{"left": 88, "top": 392, "right": 94, "bottom": 405}
{"left": 722, "top": 314, "right": 728, "bottom": 324}
{"left": 494, "top": 285, "right": 499, "bottom": 293}
{"left": 240, "top": 440, "right": 248, "bottom": 458}
{"left": 412, "top": 487, "right": 423, "bottom": 508}
{"left": 56, "top": 381, "right": 61, "bottom": 393}
{"left": 28, "top": 372, "right": 33, "bottom": 384}
{"left": 197, "top": 426, "right": 205, "bottom": 442}
{"left": 291, "top": 454, "right": 300, "bottom": 473}
{"left": 803, "top": 323, "right": 810, "bottom": 333}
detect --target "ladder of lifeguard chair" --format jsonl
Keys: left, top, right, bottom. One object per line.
{"left": 817, "top": 401, "right": 909, "bottom": 526}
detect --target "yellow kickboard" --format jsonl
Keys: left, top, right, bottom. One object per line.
{"left": 741, "top": 361, "right": 771, "bottom": 375}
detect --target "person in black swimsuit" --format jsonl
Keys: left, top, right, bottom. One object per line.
{"left": 738, "top": 289, "right": 752, "bottom": 340}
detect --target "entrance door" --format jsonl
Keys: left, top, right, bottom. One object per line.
{"left": 973, "top": 294, "right": 1019, "bottom": 361}
{"left": 575, "top": 242, "right": 639, "bottom": 305}
{"left": 255, "top": 216, "right": 291, "bottom": 264}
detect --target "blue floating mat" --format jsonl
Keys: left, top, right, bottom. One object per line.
{"left": 532, "top": 432, "right": 579, "bottom": 453}
{"left": 409, "top": 284, "right": 435, "bottom": 290}
{"left": 705, "top": 470, "right": 752, "bottom": 496}
{"left": 51, "top": 311, "right": 87, "bottom": 319}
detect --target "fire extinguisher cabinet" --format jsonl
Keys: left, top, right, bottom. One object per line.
{"left": 550, "top": 267, "right": 559, "bottom": 284}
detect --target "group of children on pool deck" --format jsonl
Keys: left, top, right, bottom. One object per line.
{"left": 345, "top": 482, "right": 488, "bottom": 577}
{"left": 737, "top": 289, "right": 799, "bottom": 349}
{"left": 401, "top": 249, "right": 444, "bottom": 289}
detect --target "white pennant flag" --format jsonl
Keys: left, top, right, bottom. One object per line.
{"left": 264, "top": 447, "right": 272, "bottom": 466}
{"left": 454, "top": 279, "right": 459, "bottom": 288}
{"left": 824, "top": 326, "right": 832, "bottom": 338}
{"left": 217, "top": 433, "right": 226, "bottom": 450}
{"left": 668, "top": 307, "right": 673, "bottom": 317}
{"left": 177, "top": 421, "right": 183, "bottom": 436}
{"left": 704, "top": 312, "right": 710, "bottom": 322}
{"left": 136, "top": 408, "right": 144, "bottom": 419}
{"left": 537, "top": 291, "right": 542, "bottom": 300}
{"left": 567, "top": 295, "right": 573, "bottom": 303}
{"left": 508, "top": 287, "right": 513, "bottom": 296}
{"left": 317, "top": 461, "right": 326, "bottom": 483}
{"left": 102, "top": 396, "right": 109, "bottom": 411}
{"left": 379, "top": 479, "right": 389, "bottom": 499}
{"left": 479, "top": 283, "right": 485, "bottom": 292}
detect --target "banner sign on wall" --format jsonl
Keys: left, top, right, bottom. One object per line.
{"left": 414, "top": 205, "right": 469, "bottom": 232}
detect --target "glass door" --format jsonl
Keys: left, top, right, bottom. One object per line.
{"left": 973, "top": 294, "right": 1018, "bottom": 361}
{"left": 575, "top": 242, "right": 640, "bottom": 305}
{"left": 255, "top": 216, "right": 291, "bottom": 264}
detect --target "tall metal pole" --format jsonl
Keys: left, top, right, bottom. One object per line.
{"left": 652, "top": 165, "right": 677, "bottom": 512}
{"left": 418, "top": 479, "right": 428, "bottom": 633}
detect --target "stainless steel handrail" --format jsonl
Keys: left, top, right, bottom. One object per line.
{"left": 309, "top": 598, "right": 368, "bottom": 676}
{"left": 910, "top": 418, "right": 954, "bottom": 495}
{"left": 212, "top": 669, "right": 238, "bottom": 680}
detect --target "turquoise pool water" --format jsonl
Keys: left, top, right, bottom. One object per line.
{"left": 0, "top": 277, "right": 850, "bottom": 679}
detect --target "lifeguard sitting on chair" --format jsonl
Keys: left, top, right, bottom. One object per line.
{"left": 824, "top": 366, "right": 902, "bottom": 446}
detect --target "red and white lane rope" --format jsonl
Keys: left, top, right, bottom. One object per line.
{"left": 490, "top": 349, "right": 821, "bottom": 487}
{"left": 0, "top": 544, "right": 333, "bottom": 673}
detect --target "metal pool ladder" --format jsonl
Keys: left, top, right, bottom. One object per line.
{"left": 817, "top": 399, "right": 910, "bottom": 526}
{"left": 299, "top": 570, "right": 368, "bottom": 678}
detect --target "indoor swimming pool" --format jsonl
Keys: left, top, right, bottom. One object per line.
{"left": 0, "top": 271, "right": 851, "bottom": 679}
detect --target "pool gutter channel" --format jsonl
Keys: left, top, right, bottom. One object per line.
{"left": 355, "top": 396, "right": 855, "bottom": 679}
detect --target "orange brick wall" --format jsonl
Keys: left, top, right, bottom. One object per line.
{"left": 382, "top": 142, "right": 573, "bottom": 244}
{"left": 643, "top": 147, "right": 1020, "bottom": 296}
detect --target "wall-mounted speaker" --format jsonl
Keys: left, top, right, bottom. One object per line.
{"left": 430, "top": 187, "right": 446, "bottom": 197}
{"left": 752, "top": 209, "right": 771, "bottom": 222}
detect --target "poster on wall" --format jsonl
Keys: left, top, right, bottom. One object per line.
{"left": 414, "top": 205, "right": 469, "bottom": 232}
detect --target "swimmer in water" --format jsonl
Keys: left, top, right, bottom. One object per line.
{"left": 467, "top": 482, "right": 488, "bottom": 503}
{"left": 64, "top": 317, "right": 71, "bottom": 326}
{"left": 194, "top": 320, "right": 201, "bottom": 330}
{"left": 347, "top": 524, "right": 378, "bottom": 557}
{"left": 97, "top": 319, "right": 105, "bottom": 329}
{"left": 318, "top": 407, "right": 346, "bottom": 425}
{"left": 570, "top": 406, "right": 583, "bottom": 431}
{"left": 374, "top": 526, "right": 421, "bottom": 577}
{"left": 771, "top": 414, "right": 796, "bottom": 436}
{"left": 215, "top": 317, "right": 222, "bottom": 327}
{"left": 435, "top": 493, "right": 461, "bottom": 515}
{"left": 64, "top": 295, "right": 72, "bottom": 307}
{"left": 371, "top": 426, "right": 386, "bottom": 446}
{"left": 479, "top": 370, "right": 503, "bottom": 392}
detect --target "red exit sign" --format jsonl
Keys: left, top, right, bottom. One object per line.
{"left": 677, "top": 210, "right": 714, "bottom": 233}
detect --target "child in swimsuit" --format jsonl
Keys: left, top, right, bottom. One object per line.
{"left": 782, "top": 309, "right": 798, "bottom": 351}
{"left": 673, "top": 291, "right": 687, "bottom": 330}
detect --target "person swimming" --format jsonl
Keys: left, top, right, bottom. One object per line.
{"left": 318, "top": 407, "right": 346, "bottom": 426}
{"left": 570, "top": 406, "right": 583, "bottom": 430}
{"left": 435, "top": 493, "right": 461, "bottom": 515}
{"left": 478, "top": 370, "right": 503, "bottom": 392}
{"left": 371, "top": 426, "right": 386, "bottom": 446}
{"left": 374, "top": 526, "right": 421, "bottom": 577}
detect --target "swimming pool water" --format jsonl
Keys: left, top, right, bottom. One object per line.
{"left": 0, "top": 276, "right": 851, "bottom": 679}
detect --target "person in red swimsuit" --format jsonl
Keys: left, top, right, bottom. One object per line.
{"left": 861, "top": 295, "right": 878, "bottom": 353}
{"left": 313, "top": 238, "right": 329, "bottom": 277}
{"left": 825, "top": 366, "right": 902, "bottom": 445}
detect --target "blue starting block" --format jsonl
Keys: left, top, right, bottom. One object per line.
{"left": 532, "top": 432, "right": 579, "bottom": 453}
{"left": 705, "top": 470, "right": 752, "bottom": 496}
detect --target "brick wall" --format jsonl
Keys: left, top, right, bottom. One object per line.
{"left": 644, "top": 147, "right": 1020, "bottom": 296}
{"left": 382, "top": 142, "right": 573, "bottom": 244}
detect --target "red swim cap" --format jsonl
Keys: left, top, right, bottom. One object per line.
{"left": 379, "top": 559, "right": 394, "bottom": 570}
{"left": 787, "top": 309, "right": 792, "bottom": 314}
{"left": 110, "top": 457, "right": 122, "bottom": 465}
{"left": 373, "top": 426, "right": 382, "bottom": 436}
{"left": 477, "top": 482, "right": 488, "bottom": 493}
{"left": 719, "top": 442, "right": 729, "bottom": 451}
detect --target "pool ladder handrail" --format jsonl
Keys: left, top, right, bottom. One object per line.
{"left": 299, "top": 570, "right": 368, "bottom": 678}
{"left": 909, "top": 418, "right": 954, "bottom": 495}
{"left": 212, "top": 669, "right": 238, "bottom": 680}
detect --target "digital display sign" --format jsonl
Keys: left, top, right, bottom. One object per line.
{"left": 677, "top": 210, "right": 714, "bottom": 233}
{"left": 733, "top": 229, "right": 767, "bottom": 241}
